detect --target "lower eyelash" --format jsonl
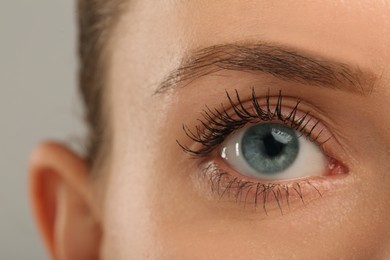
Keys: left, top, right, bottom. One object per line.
{"left": 200, "top": 163, "right": 325, "bottom": 215}
{"left": 177, "top": 88, "right": 329, "bottom": 156}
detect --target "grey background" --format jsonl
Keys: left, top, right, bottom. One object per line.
{"left": 1, "top": 1, "right": 85, "bottom": 259}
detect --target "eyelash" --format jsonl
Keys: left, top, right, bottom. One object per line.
{"left": 200, "top": 162, "right": 324, "bottom": 215}
{"left": 178, "top": 88, "right": 329, "bottom": 156}
{"left": 177, "top": 88, "right": 338, "bottom": 214}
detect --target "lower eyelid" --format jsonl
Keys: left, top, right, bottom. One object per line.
{"left": 192, "top": 161, "right": 349, "bottom": 215}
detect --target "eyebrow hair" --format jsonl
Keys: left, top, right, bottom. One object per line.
{"left": 155, "top": 43, "right": 377, "bottom": 95}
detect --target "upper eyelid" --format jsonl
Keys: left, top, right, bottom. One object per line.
{"left": 177, "top": 89, "right": 332, "bottom": 156}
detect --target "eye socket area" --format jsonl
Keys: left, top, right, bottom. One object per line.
{"left": 219, "top": 122, "right": 328, "bottom": 181}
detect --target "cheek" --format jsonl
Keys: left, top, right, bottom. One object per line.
{"left": 100, "top": 139, "right": 160, "bottom": 258}
{"left": 101, "top": 166, "right": 390, "bottom": 259}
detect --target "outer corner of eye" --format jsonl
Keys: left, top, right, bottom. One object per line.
{"left": 218, "top": 123, "right": 331, "bottom": 181}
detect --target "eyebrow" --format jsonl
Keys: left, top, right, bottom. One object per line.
{"left": 155, "top": 43, "right": 377, "bottom": 95}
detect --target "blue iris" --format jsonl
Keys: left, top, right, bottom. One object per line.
{"left": 241, "top": 123, "right": 299, "bottom": 174}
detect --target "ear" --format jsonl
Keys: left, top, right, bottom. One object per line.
{"left": 29, "top": 142, "right": 101, "bottom": 260}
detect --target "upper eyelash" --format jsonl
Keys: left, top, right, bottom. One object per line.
{"left": 177, "top": 88, "right": 328, "bottom": 156}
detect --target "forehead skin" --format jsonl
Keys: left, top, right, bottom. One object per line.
{"left": 99, "top": 1, "right": 390, "bottom": 259}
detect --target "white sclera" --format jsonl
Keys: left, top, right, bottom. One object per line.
{"left": 220, "top": 125, "right": 326, "bottom": 180}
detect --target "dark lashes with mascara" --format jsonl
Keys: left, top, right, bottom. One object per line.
{"left": 201, "top": 163, "right": 323, "bottom": 215}
{"left": 177, "top": 88, "right": 328, "bottom": 156}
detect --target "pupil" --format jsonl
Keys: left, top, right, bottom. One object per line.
{"left": 263, "top": 133, "right": 284, "bottom": 158}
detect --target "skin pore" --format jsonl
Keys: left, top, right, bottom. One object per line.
{"left": 30, "top": 1, "right": 390, "bottom": 259}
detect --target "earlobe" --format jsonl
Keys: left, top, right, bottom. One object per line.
{"left": 29, "top": 142, "right": 101, "bottom": 260}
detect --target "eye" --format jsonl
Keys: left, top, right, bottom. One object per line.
{"left": 220, "top": 123, "right": 326, "bottom": 180}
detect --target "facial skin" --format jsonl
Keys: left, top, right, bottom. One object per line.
{"left": 30, "top": 1, "right": 390, "bottom": 259}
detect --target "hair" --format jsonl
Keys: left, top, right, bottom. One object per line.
{"left": 77, "top": 0, "right": 127, "bottom": 168}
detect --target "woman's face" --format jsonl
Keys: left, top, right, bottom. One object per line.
{"left": 96, "top": 0, "right": 390, "bottom": 258}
